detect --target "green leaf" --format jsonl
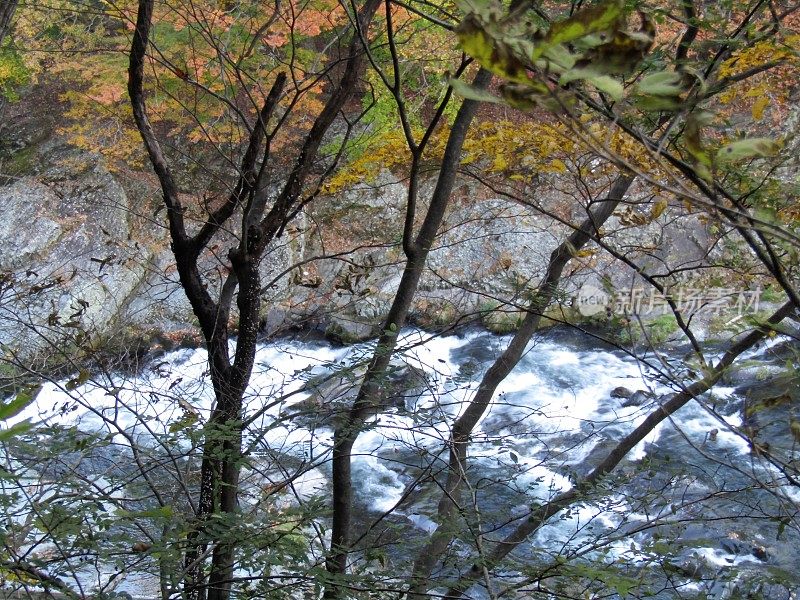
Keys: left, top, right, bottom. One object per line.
{"left": 456, "top": 19, "right": 494, "bottom": 65}
{"left": 559, "top": 69, "right": 623, "bottom": 100}
{"left": 790, "top": 419, "right": 800, "bottom": 443}
{"left": 636, "top": 71, "right": 684, "bottom": 97}
{"left": 456, "top": 17, "right": 528, "bottom": 84}
{"left": 634, "top": 94, "right": 683, "bottom": 111}
{"left": 572, "top": 33, "right": 609, "bottom": 52}
{"left": 540, "top": 44, "right": 579, "bottom": 71}
{"left": 500, "top": 82, "right": 567, "bottom": 111}
{"left": 753, "top": 206, "right": 779, "bottom": 225}
{"left": 169, "top": 412, "right": 198, "bottom": 433}
{"left": 694, "top": 163, "right": 713, "bottom": 184}
{"left": 683, "top": 112, "right": 714, "bottom": 183}
{"left": 0, "top": 421, "right": 32, "bottom": 442}
{"left": 649, "top": 198, "right": 668, "bottom": 220}
{"left": 454, "top": 0, "right": 500, "bottom": 18}
{"left": 716, "top": 138, "right": 781, "bottom": 163}
{"left": 509, "top": 451, "right": 519, "bottom": 464}
{"left": 777, "top": 516, "right": 790, "bottom": 540}
{"left": 613, "top": 578, "right": 634, "bottom": 597}
{"left": 65, "top": 369, "right": 90, "bottom": 391}
{"left": 448, "top": 77, "right": 502, "bottom": 104}
{"left": 116, "top": 505, "right": 175, "bottom": 519}
{"left": 587, "top": 75, "right": 624, "bottom": 100}
{"left": 547, "top": 22, "right": 586, "bottom": 47}
{"left": 0, "top": 49, "right": 31, "bottom": 102}
{"left": 0, "top": 385, "right": 40, "bottom": 421}
{"left": 0, "top": 466, "right": 19, "bottom": 480}
{"left": 534, "top": 0, "right": 624, "bottom": 61}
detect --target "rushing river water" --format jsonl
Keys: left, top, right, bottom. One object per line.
{"left": 5, "top": 327, "right": 799, "bottom": 598}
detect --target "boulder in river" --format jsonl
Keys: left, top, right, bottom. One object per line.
{"left": 610, "top": 386, "right": 654, "bottom": 407}
{"left": 622, "top": 390, "right": 655, "bottom": 407}
{"left": 611, "top": 386, "right": 634, "bottom": 399}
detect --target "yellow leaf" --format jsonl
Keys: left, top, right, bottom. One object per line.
{"left": 790, "top": 419, "right": 800, "bottom": 443}
{"left": 492, "top": 154, "right": 509, "bottom": 171}
{"left": 650, "top": 198, "right": 668, "bottom": 220}
{"left": 752, "top": 96, "right": 769, "bottom": 121}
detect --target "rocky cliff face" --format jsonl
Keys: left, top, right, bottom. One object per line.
{"left": 0, "top": 104, "right": 303, "bottom": 363}
{"left": 0, "top": 134, "right": 157, "bottom": 363}
{"left": 279, "top": 171, "right": 728, "bottom": 343}
{"left": 1, "top": 97, "right": 745, "bottom": 364}
{"left": 0, "top": 156, "right": 311, "bottom": 365}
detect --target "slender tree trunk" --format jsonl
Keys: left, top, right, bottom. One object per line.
{"left": 128, "top": 0, "right": 381, "bottom": 596}
{"left": 0, "top": 0, "right": 18, "bottom": 47}
{"left": 203, "top": 255, "right": 260, "bottom": 600}
{"left": 406, "top": 173, "right": 635, "bottom": 598}
{"left": 324, "top": 67, "right": 493, "bottom": 598}
{"left": 439, "top": 301, "right": 795, "bottom": 599}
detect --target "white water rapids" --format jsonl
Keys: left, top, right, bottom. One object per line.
{"left": 4, "top": 327, "right": 797, "bottom": 598}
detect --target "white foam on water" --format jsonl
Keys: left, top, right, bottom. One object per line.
{"left": 711, "top": 386, "right": 738, "bottom": 398}
{"left": 530, "top": 494, "right": 629, "bottom": 554}
{"left": 491, "top": 344, "right": 658, "bottom": 431}
{"left": 287, "top": 467, "right": 328, "bottom": 503}
{"left": 7, "top": 327, "right": 798, "bottom": 600}
{"left": 8, "top": 345, "right": 217, "bottom": 446}
{"left": 247, "top": 341, "right": 352, "bottom": 414}
{"left": 6, "top": 327, "right": 796, "bottom": 568}
{"left": 778, "top": 482, "right": 800, "bottom": 504}
{"left": 629, "top": 427, "right": 659, "bottom": 462}
{"left": 397, "top": 329, "right": 476, "bottom": 372}
{"left": 695, "top": 546, "right": 761, "bottom": 567}
{"left": 548, "top": 349, "right": 581, "bottom": 366}
{"left": 352, "top": 425, "right": 407, "bottom": 513}
{"left": 400, "top": 331, "right": 482, "bottom": 422}
{"left": 492, "top": 370, "right": 543, "bottom": 399}
{"left": 254, "top": 423, "right": 332, "bottom": 462}
{"left": 467, "top": 440, "right": 574, "bottom": 501}
{"left": 663, "top": 401, "right": 750, "bottom": 456}
{"left": 240, "top": 330, "right": 480, "bottom": 514}
{"left": 510, "top": 460, "right": 573, "bottom": 500}
{"left": 407, "top": 512, "right": 438, "bottom": 533}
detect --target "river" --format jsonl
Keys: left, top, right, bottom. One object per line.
{"left": 4, "top": 326, "right": 799, "bottom": 599}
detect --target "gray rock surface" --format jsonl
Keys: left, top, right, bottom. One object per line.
{"left": 0, "top": 121, "right": 305, "bottom": 359}
{"left": 424, "top": 198, "right": 562, "bottom": 299}
{"left": 0, "top": 120, "right": 750, "bottom": 360}
{"left": 0, "top": 151, "right": 152, "bottom": 361}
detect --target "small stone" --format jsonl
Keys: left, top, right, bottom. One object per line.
{"left": 751, "top": 544, "right": 769, "bottom": 561}
{"left": 611, "top": 386, "right": 634, "bottom": 399}
{"left": 131, "top": 541, "right": 152, "bottom": 553}
{"left": 720, "top": 536, "right": 743, "bottom": 555}
{"left": 622, "top": 390, "right": 653, "bottom": 407}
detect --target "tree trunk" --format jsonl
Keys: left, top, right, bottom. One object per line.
{"left": 406, "top": 173, "right": 635, "bottom": 598}
{"left": 0, "top": 0, "right": 18, "bottom": 47}
{"left": 441, "top": 300, "right": 796, "bottom": 599}
{"left": 128, "top": 0, "right": 381, "bottom": 596}
{"left": 324, "top": 67, "right": 493, "bottom": 598}
{"left": 203, "top": 255, "right": 260, "bottom": 600}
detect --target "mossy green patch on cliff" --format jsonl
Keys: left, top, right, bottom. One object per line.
{"left": 0, "top": 144, "right": 36, "bottom": 181}
{"left": 481, "top": 302, "right": 524, "bottom": 334}
{"left": 0, "top": 48, "right": 30, "bottom": 102}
